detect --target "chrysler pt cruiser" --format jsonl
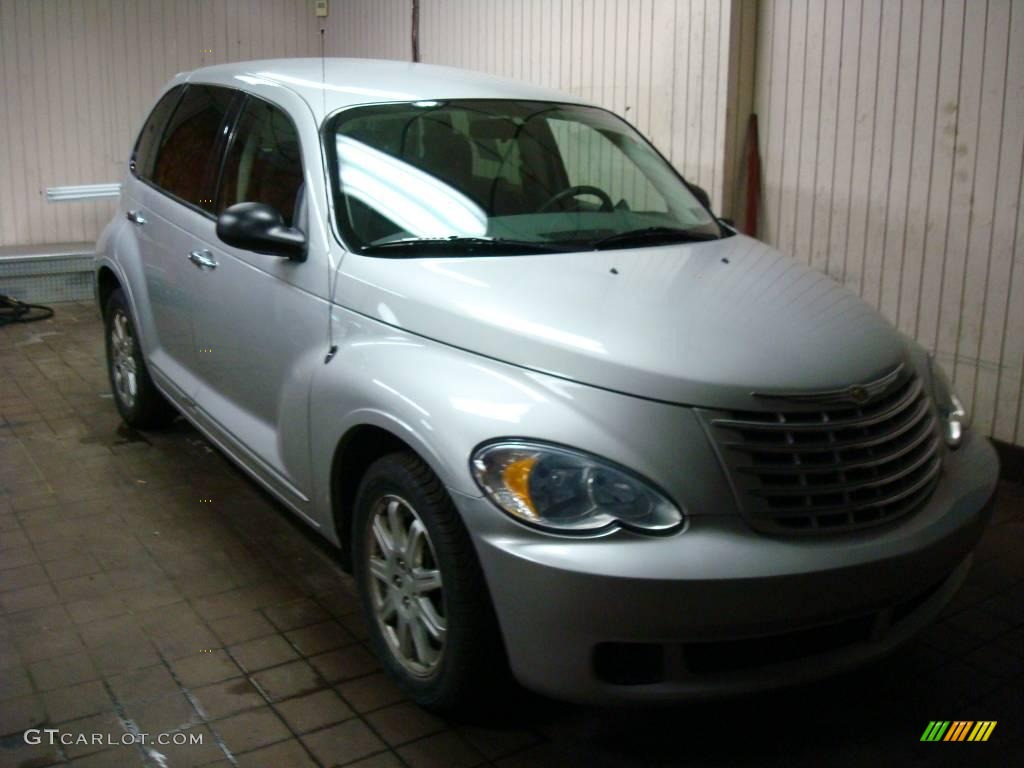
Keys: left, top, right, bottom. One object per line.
{"left": 95, "top": 59, "right": 998, "bottom": 711}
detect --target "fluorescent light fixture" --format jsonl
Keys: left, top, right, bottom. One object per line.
{"left": 47, "top": 183, "right": 121, "bottom": 202}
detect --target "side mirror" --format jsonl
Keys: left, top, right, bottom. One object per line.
{"left": 686, "top": 182, "right": 711, "bottom": 210}
{"left": 216, "top": 202, "right": 306, "bottom": 261}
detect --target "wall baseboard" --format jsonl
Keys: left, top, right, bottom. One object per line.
{"left": 992, "top": 439, "right": 1024, "bottom": 484}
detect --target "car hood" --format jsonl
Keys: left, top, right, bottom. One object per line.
{"left": 335, "top": 234, "right": 910, "bottom": 409}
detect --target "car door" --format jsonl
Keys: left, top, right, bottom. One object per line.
{"left": 188, "top": 91, "right": 330, "bottom": 516}
{"left": 119, "top": 84, "right": 193, "bottom": 392}
{"left": 131, "top": 84, "right": 241, "bottom": 401}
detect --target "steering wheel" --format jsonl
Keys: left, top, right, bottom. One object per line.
{"left": 538, "top": 185, "right": 615, "bottom": 213}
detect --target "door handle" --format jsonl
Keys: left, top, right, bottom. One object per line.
{"left": 126, "top": 209, "right": 147, "bottom": 226}
{"left": 188, "top": 249, "right": 218, "bottom": 270}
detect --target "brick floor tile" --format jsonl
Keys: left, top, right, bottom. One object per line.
{"left": 262, "top": 598, "right": 329, "bottom": 631}
{"left": 0, "top": 582, "right": 60, "bottom": 613}
{"left": 4, "top": 604, "right": 73, "bottom": 637}
{"left": 301, "top": 718, "right": 386, "bottom": 766}
{"left": 250, "top": 659, "right": 323, "bottom": 701}
{"left": 273, "top": 688, "right": 353, "bottom": 734}
{"left": 107, "top": 664, "right": 181, "bottom": 705}
{"left": 125, "top": 692, "right": 202, "bottom": 735}
{"left": 60, "top": 711, "right": 126, "bottom": 759}
{"left": 208, "top": 611, "right": 276, "bottom": 646}
{"left": 342, "top": 754, "right": 405, "bottom": 768}
{"left": 337, "top": 611, "right": 371, "bottom": 641}
{"left": 16, "top": 629, "right": 85, "bottom": 663}
{"left": 54, "top": 573, "right": 117, "bottom": 602}
{"left": 43, "top": 679, "right": 114, "bottom": 723}
{"left": 171, "top": 650, "right": 242, "bottom": 688}
{"left": 43, "top": 554, "right": 102, "bottom": 581}
{"left": 142, "top": 724, "right": 225, "bottom": 767}
{"left": 398, "top": 730, "right": 487, "bottom": 768}
{"left": 1, "top": 738, "right": 63, "bottom": 768}
{"left": 285, "top": 620, "right": 354, "bottom": 657}
{"left": 365, "top": 702, "right": 446, "bottom": 747}
{"left": 193, "top": 677, "right": 265, "bottom": 719}
{"left": 0, "top": 544, "right": 39, "bottom": 570}
{"left": 308, "top": 644, "right": 379, "bottom": 684}
{"left": 28, "top": 650, "right": 99, "bottom": 691}
{"left": 0, "top": 692, "right": 46, "bottom": 734}
{"left": 212, "top": 707, "right": 290, "bottom": 754}
{"left": 336, "top": 672, "right": 405, "bottom": 713}
{"left": 234, "top": 737, "right": 318, "bottom": 768}
{"left": 66, "top": 596, "right": 129, "bottom": 625}
{"left": 67, "top": 747, "right": 146, "bottom": 767}
{"left": 229, "top": 634, "right": 299, "bottom": 672}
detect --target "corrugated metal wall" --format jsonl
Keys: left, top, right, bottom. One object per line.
{"left": 0, "top": 0, "right": 410, "bottom": 248}
{"left": 756, "top": 0, "right": 1024, "bottom": 445}
{"left": 419, "top": 0, "right": 748, "bottom": 214}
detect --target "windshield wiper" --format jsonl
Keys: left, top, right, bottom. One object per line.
{"left": 364, "top": 236, "right": 569, "bottom": 256}
{"left": 590, "top": 226, "right": 719, "bottom": 250}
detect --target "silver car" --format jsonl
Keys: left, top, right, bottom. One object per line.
{"left": 95, "top": 59, "right": 998, "bottom": 710}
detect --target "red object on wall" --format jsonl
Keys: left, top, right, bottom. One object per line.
{"left": 739, "top": 114, "right": 761, "bottom": 237}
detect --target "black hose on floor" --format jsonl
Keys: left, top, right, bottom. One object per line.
{"left": 0, "top": 294, "right": 55, "bottom": 326}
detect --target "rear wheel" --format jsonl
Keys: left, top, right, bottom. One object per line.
{"left": 104, "top": 288, "right": 177, "bottom": 429}
{"left": 352, "top": 451, "right": 508, "bottom": 714}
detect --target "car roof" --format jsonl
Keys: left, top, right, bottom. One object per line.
{"left": 179, "top": 58, "right": 588, "bottom": 121}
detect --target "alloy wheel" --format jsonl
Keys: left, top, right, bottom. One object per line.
{"left": 366, "top": 494, "right": 447, "bottom": 677}
{"left": 110, "top": 309, "right": 138, "bottom": 409}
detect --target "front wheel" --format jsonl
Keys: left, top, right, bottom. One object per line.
{"left": 352, "top": 452, "right": 508, "bottom": 714}
{"left": 104, "top": 288, "right": 177, "bottom": 429}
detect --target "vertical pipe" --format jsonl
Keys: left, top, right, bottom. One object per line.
{"left": 411, "top": 0, "right": 420, "bottom": 62}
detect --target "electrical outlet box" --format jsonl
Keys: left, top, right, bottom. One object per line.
{"left": 315, "top": 0, "right": 328, "bottom": 17}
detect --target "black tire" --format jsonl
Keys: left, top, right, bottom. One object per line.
{"left": 352, "top": 451, "right": 509, "bottom": 715}
{"left": 104, "top": 288, "right": 177, "bottom": 429}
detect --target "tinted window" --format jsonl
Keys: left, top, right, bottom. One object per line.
{"left": 218, "top": 98, "right": 304, "bottom": 227}
{"left": 151, "top": 85, "right": 237, "bottom": 213}
{"left": 132, "top": 86, "right": 185, "bottom": 179}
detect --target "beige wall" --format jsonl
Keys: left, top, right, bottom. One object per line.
{"left": 420, "top": 0, "right": 752, "bottom": 214}
{"left": 0, "top": 0, "right": 753, "bottom": 250}
{"left": 0, "top": 0, "right": 410, "bottom": 248}
{"left": 756, "top": 0, "right": 1024, "bottom": 445}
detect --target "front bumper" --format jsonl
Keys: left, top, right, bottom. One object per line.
{"left": 454, "top": 431, "right": 998, "bottom": 703}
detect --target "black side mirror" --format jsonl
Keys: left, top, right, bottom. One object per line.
{"left": 686, "top": 182, "right": 712, "bottom": 210}
{"left": 216, "top": 202, "right": 307, "bottom": 261}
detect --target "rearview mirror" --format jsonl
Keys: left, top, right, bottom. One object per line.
{"left": 216, "top": 202, "right": 306, "bottom": 261}
{"left": 686, "top": 182, "right": 711, "bottom": 210}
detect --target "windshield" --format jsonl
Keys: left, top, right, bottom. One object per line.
{"left": 325, "top": 99, "right": 721, "bottom": 255}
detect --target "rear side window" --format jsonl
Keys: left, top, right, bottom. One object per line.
{"left": 218, "top": 98, "right": 304, "bottom": 227}
{"left": 132, "top": 86, "right": 185, "bottom": 179}
{"left": 151, "top": 85, "right": 238, "bottom": 213}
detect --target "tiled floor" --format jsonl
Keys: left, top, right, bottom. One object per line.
{"left": 1, "top": 302, "right": 1022, "bottom": 768}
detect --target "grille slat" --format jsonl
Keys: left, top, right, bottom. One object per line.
{"left": 711, "top": 377, "right": 924, "bottom": 432}
{"left": 707, "top": 369, "right": 942, "bottom": 535}
{"left": 719, "top": 397, "right": 932, "bottom": 454}
{"left": 749, "top": 436, "right": 940, "bottom": 497}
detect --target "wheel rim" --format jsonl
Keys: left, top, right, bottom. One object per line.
{"left": 366, "top": 494, "right": 447, "bottom": 678}
{"left": 110, "top": 309, "right": 138, "bottom": 409}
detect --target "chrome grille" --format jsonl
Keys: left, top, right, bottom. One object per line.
{"left": 707, "top": 371, "right": 942, "bottom": 534}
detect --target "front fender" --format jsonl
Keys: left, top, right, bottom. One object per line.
{"left": 309, "top": 304, "right": 735, "bottom": 545}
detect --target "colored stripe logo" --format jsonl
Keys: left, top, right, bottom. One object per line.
{"left": 920, "top": 721, "right": 996, "bottom": 742}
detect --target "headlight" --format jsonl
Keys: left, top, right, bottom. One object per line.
{"left": 470, "top": 441, "right": 684, "bottom": 534}
{"left": 929, "top": 356, "right": 969, "bottom": 448}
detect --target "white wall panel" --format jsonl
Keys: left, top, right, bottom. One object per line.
{"left": 757, "top": 0, "right": 1024, "bottom": 446}
{"left": 0, "top": 0, "right": 409, "bottom": 249}
{"left": 419, "top": 0, "right": 751, "bottom": 215}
